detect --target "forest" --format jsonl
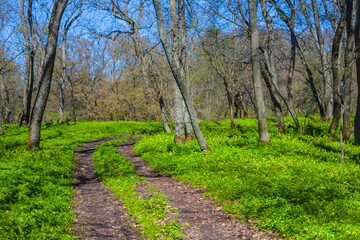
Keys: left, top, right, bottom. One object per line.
{"left": 0, "top": 0, "right": 360, "bottom": 239}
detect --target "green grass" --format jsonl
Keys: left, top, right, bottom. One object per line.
{"left": 92, "top": 137, "right": 185, "bottom": 239}
{"left": 134, "top": 117, "right": 360, "bottom": 240}
{"left": 0, "top": 121, "right": 162, "bottom": 239}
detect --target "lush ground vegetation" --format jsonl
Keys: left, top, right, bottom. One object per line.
{"left": 93, "top": 137, "right": 185, "bottom": 239}
{"left": 0, "top": 121, "right": 162, "bottom": 239}
{"left": 135, "top": 117, "right": 360, "bottom": 240}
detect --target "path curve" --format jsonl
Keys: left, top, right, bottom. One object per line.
{"left": 73, "top": 135, "right": 141, "bottom": 240}
{"left": 118, "top": 138, "right": 280, "bottom": 240}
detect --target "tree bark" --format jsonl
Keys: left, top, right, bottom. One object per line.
{"left": 329, "top": 7, "right": 346, "bottom": 133}
{"left": 179, "top": 0, "right": 195, "bottom": 139}
{"left": 0, "top": 110, "right": 4, "bottom": 135}
{"left": 261, "top": 65, "right": 286, "bottom": 134}
{"left": 354, "top": 0, "right": 360, "bottom": 145}
{"left": 287, "top": 0, "right": 296, "bottom": 113}
{"left": 170, "top": 0, "right": 186, "bottom": 144}
{"left": 249, "top": 0, "right": 269, "bottom": 142}
{"left": 26, "top": 0, "right": 68, "bottom": 150}
{"left": 311, "top": 0, "right": 333, "bottom": 121}
{"left": 19, "top": 0, "right": 34, "bottom": 126}
{"left": 342, "top": 0, "right": 355, "bottom": 140}
{"left": 153, "top": 0, "right": 211, "bottom": 152}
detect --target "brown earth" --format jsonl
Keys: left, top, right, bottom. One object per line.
{"left": 73, "top": 135, "right": 281, "bottom": 239}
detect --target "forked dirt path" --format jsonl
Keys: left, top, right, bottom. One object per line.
{"left": 73, "top": 135, "right": 141, "bottom": 239}
{"left": 117, "top": 138, "right": 280, "bottom": 240}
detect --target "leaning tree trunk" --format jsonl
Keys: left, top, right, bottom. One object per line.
{"left": 354, "top": 0, "right": 360, "bottom": 145}
{"left": 249, "top": 0, "right": 270, "bottom": 142}
{"left": 153, "top": 0, "right": 211, "bottom": 152}
{"left": 26, "top": 0, "right": 68, "bottom": 150}
{"left": 261, "top": 66, "right": 286, "bottom": 134}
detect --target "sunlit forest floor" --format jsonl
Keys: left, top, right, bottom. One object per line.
{"left": 0, "top": 117, "right": 359, "bottom": 239}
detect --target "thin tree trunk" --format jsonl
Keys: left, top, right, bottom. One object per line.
{"left": 261, "top": 66, "right": 286, "bottom": 134}
{"left": 354, "top": 0, "right": 360, "bottom": 145}
{"left": 342, "top": 0, "right": 355, "bottom": 140}
{"left": 19, "top": 0, "right": 34, "bottom": 126}
{"left": 260, "top": 0, "right": 286, "bottom": 134}
{"left": 26, "top": 0, "right": 68, "bottom": 150}
{"left": 153, "top": 0, "right": 211, "bottom": 152}
{"left": 0, "top": 110, "right": 4, "bottom": 135}
{"left": 287, "top": 1, "right": 296, "bottom": 113}
{"left": 249, "top": 0, "right": 269, "bottom": 142}
{"left": 179, "top": 0, "right": 195, "bottom": 139}
{"left": 311, "top": 0, "right": 333, "bottom": 121}
{"left": 271, "top": 0, "right": 325, "bottom": 119}
{"left": 329, "top": 8, "right": 346, "bottom": 133}
{"left": 59, "top": 36, "right": 66, "bottom": 123}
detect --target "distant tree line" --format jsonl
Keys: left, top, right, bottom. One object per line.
{"left": 0, "top": 0, "right": 360, "bottom": 149}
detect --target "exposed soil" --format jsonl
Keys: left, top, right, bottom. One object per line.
{"left": 73, "top": 135, "right": 281, "bottom": 239}
{"left": 117, "top": 138, "right": 281, "bottom": 240}
{"left": 73, "top": 135, "right": 141, "bottom": 240}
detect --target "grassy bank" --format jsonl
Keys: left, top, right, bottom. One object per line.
{"left": 134, "top": 117, "right": 360, "bottom": 239}
{"left": 0, "top": 121, "right": 161, "bottom": 239}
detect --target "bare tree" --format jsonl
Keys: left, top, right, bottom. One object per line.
{"left": 249, "top": 0, "right": 269, "bottom": 142}
{"left": 299, "top": 0, "right": 333, "bottom": 121}
{"left": 26, "top": 0, "right": 68, "bottom": 150}
{"left": 329, "top": 3, "right": 346, "bottom": 133}
{"left": 59, "top": 0, "right": 83, "bottom": 123}
{"left": 153, "top": 0, "right": 211, "bottom": 152}
{"left": 19, "top": 0, "right": 34, "bottom": 126}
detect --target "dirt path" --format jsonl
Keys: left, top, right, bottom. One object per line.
{"left": 118, "top": 138, "right": 280, "bottom": 240}
{"left": 73, "top": 136, "right": 141, "bottom": 240}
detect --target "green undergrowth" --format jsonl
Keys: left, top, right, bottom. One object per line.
{"left": 0, "top": 121, "right": 162, "bottom": 239}
{"left": 134, "top": 117, "right": 360, "bottom": 240}
{"left": 92, "top": 137, "right": 185, "bottom": 239}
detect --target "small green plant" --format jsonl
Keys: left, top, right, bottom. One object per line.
{"left": 0, "top": 121, "right": 162, "bottom": 239}
{"left": 92, "top": 138, "right": 185, "bottom": 239}
{"left": 135, "top": 117, "right": 360, "bottom": 240}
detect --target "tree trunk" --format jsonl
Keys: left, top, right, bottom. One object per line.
{"left": 287, "top": 1, "right": 296, "bottom": 114}
{"left": 271, "top": 0, "right": 325, "bottom": 119}
{"left": 174, "top": 83, "right": 185, "bottom": 144}
{"left": 179, "top": 0, "right": 195, "bottom": 139}
{"left": 0, "top": 110, "right": 4, "bottom": 135}
{"left": 19, "top": 0, "right": 34, "bottom": 126}
{"left": 261, "top": 66, "right": 286, "bottom": 134}
{"left": 153, "top": 0, "right": 211, "bottom": 152}
{"left": 354, "top": 0, "right": 360, "bottom": 145}
{"left": 342, "top": 0, "right": 355, "bottom": 140}
{"left": 59, "top": 36, "right": 66, "bottom": 123}
{"left": 329, "top": 8, "right": 346, "bottom": 133}
{"left": 26, "top": 0, "right": 68, "bottom": 150}
{"left": 249, "top": 0, "right": 269, "bottom": 142}
{"left": 311, "top": 0, "right": 333, "bottom": 121}
{"left": 170, "top": 0, "right": 185, "bottom": 144}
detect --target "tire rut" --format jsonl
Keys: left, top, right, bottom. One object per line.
{"left": 117, "top": 138, "right": 280, "bottom": 240}
{"left": 73, "top": 135, "right": 141, "bottom": 240}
